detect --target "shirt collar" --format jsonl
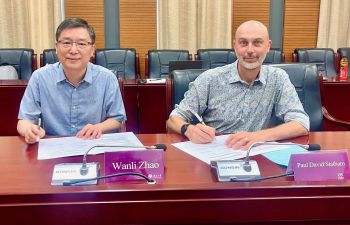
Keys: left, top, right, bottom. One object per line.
{"left": 229, "top": 60, "right": 267, "bottom": 85}
{"left": 56, "top": 62, "right": 93, "bottom": 84}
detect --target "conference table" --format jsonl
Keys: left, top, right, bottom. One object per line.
{"left": 322, "top": 76, "right": 350, "bottom": 130}
{"left": 2, "top": 132, "right": 350, "bottom": 224}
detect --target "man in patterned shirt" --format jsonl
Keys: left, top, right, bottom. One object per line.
{"left": 167, "top": 20, "right": 309, "bottom": 149}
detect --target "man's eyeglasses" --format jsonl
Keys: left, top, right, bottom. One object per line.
{"left": 57, "top": 40, "right": 93, "bottom": 49}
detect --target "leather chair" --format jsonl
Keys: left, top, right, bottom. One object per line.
{"left": 271, "top": 63, "right": 350, "bottom": 131}
{"left": 166, "top": 69, "right": 207, "bottom": 116}
{"left": 95, "top": 48, "right": 139, "bottom": 79}
{"left": 167, "top": 64, "right": 350, "bottom": 131}
{"left": 40, "top": 49, "right": 58, "bottom": 67}
{"left": 0, "top": 48, "right": 36, "bottom": 80}
{"left": 337, "top": 48, "right": 350, "bottom": 74}
{"left": 195, "top": 49, "right": 237, "bottom": 69}
{"left": 292, "top": 48, "right": 337, "bottom": 77}
{"left": 263, "top": 48, "right": 285, "bottom": 64}
{"left": 146, "top": 50, "right": 191, "bottom": 78}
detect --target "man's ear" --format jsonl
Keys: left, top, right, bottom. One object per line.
{"left": 267, "top": 40, "right": 272, "bottom": 51}
{"left": 91, "top": 44, "right": 96, "bottom": 58}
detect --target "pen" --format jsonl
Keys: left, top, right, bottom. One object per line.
{"left": 37, "top": 118, "right": 41, "bottom": 130}
{"left": 189, "top": 109, "right": 206, "bottom": 125}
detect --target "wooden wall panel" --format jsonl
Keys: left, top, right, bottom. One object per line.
{"left": 64, "top": 0, "right": 320, "bottom": 68}
{"left": 232, "top": 0, "right": 270, "bottom": 45}
{"left": 64, "top": 0, "right": 105, "bottom": 48}
{"left": 120, "top": 0, "right": 157, "bottom": 77}
{"left": 283, "top": 0, "right": 320, "bottom": 62}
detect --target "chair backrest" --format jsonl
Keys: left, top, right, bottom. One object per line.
{"left": 196, "top": 49, "right": 237, "bottom": 69}
{"left": 166, "top": 69, "right": 207, "bottom": 116}
{"left": 95, "top": 48, "right": 139, "bottom": 79}
{"left": 270, "top": 63, "right": 323, "bottom": 131}
{"left": 147, "top": 50, "right": 190, "bottom": 78}
{"left": 0, "top": 48, "right": 35, "bottom": 80}
{"left": 263, "top": 49, "right": 284, "bottom": 64}
{"left": 337, "top": 48, "right": 350, "bottom": 74}
{"left": 293, "top": 48, "right": 337, "bottom": 77}
{"left": 41, "top": 49, "right": 59, "bottom": 67}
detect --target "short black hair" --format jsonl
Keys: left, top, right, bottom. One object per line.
{"left": 55, "top": 18, "right": 96, "bottom": 44}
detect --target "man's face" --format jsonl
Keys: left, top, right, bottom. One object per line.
{"left": 55, "top": 27, "right": 95, "bottom": 72}
{"left": 234, "top": 23, "right": 271, "bottom": 70}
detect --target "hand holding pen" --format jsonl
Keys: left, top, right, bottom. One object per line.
{"left": 177, "top": 107, "right": 215, "bottom": 143}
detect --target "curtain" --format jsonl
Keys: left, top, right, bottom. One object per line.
{"left": 317, "top": 0, "right": 350, "bottom": 49}
{"left": 0, "top": 0, "right": 62, "bottom": 57}
{"left": 158, "top": 0, "right": 232, "bottom": 55}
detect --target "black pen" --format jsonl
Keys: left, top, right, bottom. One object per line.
{"left": 189, "top": 109, "right": 206, "bottom": 125}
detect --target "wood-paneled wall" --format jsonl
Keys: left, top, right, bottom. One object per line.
{"left": 283, "top": 0, "right": 320, "bottom": 62}
{"left": 64, "top": 0, "right": 105, "bottom": 48}
{"left": 64, "top": 0, "right": 320, "bottom": 72}
{"left": 120, "top": 0, "right": 157, "bottom": 77}
{"left": 232, "top": 0, "right": 270, "bottom": 43}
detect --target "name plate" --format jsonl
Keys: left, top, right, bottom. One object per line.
{"left": 104, "top": 150, "right": 164, "bottom": 182}
{"left": 287, "top": 150, "right": 350, "bottom": 181}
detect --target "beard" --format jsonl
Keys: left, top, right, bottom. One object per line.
{"left": 238, "top": 54, "right": 267, "bottom": 70}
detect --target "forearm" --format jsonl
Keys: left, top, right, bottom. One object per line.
{"left": 97, "top": 118, "right": 122, "bottom": 133}
{"left": 255, "top": 121, "right": 309, "bottom": 141}
{"left": 166, "top": 116, "right": 188, "bottom": 134}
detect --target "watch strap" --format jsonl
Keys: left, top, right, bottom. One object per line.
{"left": 180, "top": 123, "right": 191, "bottom": 136}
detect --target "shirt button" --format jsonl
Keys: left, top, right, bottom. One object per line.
{"left": 73, "top": 106, "right": 76, "bottom": 109}
{"left": 71, "top": 125, "right": 76, "bottom": 128}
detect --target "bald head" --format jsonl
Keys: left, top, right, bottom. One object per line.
{"left": 235, "top": 20, "right": 269, "bottom": 40}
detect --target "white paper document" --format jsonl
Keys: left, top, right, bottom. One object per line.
{"left": 146, "top": 78, "right": 166, "bottom": 84}
{"left": 172, "top": 134, "right": 292, "bottom": 164}
{"left": 38, "top": 132, "right": 145, "bottom": 160}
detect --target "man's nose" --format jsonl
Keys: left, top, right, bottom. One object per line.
{"left": 69, "top": 43, "right": 79, "bottom": 53}
{"left": 247, "top": 43, "right": 254, "bottom": 53}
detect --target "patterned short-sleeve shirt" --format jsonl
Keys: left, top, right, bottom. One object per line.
{"left": 170, "top": 61, "right": 310, "bottom": 133}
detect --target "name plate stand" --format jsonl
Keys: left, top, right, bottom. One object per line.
{"left": 104, "top": 150, "right": 164, "bottom": 182}
{"left": 287, "top": 150, "right": 350, "bottom": 181}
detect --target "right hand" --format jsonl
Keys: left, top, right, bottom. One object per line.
{"left": 24, "top": 124, "right": 45, "bottom": 144}
{"left": 185, "top": 124, "right": 216, "bottom": 144}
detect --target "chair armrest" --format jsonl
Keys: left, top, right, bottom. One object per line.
{"left": 322, "top": 106, "right": 350, "bottom": 130}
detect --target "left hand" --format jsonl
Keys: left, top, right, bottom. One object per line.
{"left": 225, "top": 131, "right": 265, "bottom": 150}
{"left": 76, "top": 124, "right": 102, "bottom": 139}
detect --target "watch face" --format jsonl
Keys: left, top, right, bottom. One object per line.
{"left": 181, "top": 123, "right": 190, "bottom": 136}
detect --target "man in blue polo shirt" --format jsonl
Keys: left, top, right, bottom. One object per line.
{"left": 18, "top": 18, "right": 126, "bottom": 144}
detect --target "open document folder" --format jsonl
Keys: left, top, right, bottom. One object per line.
{"left": 38, "top": 132, "right": 145, "bottom": 160}
{"left": 172, "top": 134, "right": 307, "bottom": 165}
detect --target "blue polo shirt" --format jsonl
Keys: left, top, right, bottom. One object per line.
{"left": 18, "top": 62, "right": 126, "bottom": 136}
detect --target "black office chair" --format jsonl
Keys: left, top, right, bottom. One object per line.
{"left": 337, "top": 48, "right": 350, "bottom": 74}
{"left": 0, "top": 48, "right": 36, "bottom": 80}
{"left": 40, "top": 49, "right": 58, "bottom": 67}
{"left": 166, "top": 69, "right": 207, "bottom": 116}
{"left": 95, "top": 48, "right": 139, "bottom": 79}
{"left": 292, "top": 48, "right": 337, "bottom": 77}
{"left": 196, "top": 49, "right": 237, "bottom": 69}
{"left": 263, "top": 48, "right": 285, "bottom": 64}
{"left": 270, "top": 63, "right": 350, "bottom": 131}
{"left": 167, "top": 65, "right": 350, "bottom": 131}
{"left": 146, "top": 50, "right": 191, "bottom": 78}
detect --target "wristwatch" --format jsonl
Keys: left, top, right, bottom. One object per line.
{"left": 180, "top": 123, "right": 191, "bottom": 136}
